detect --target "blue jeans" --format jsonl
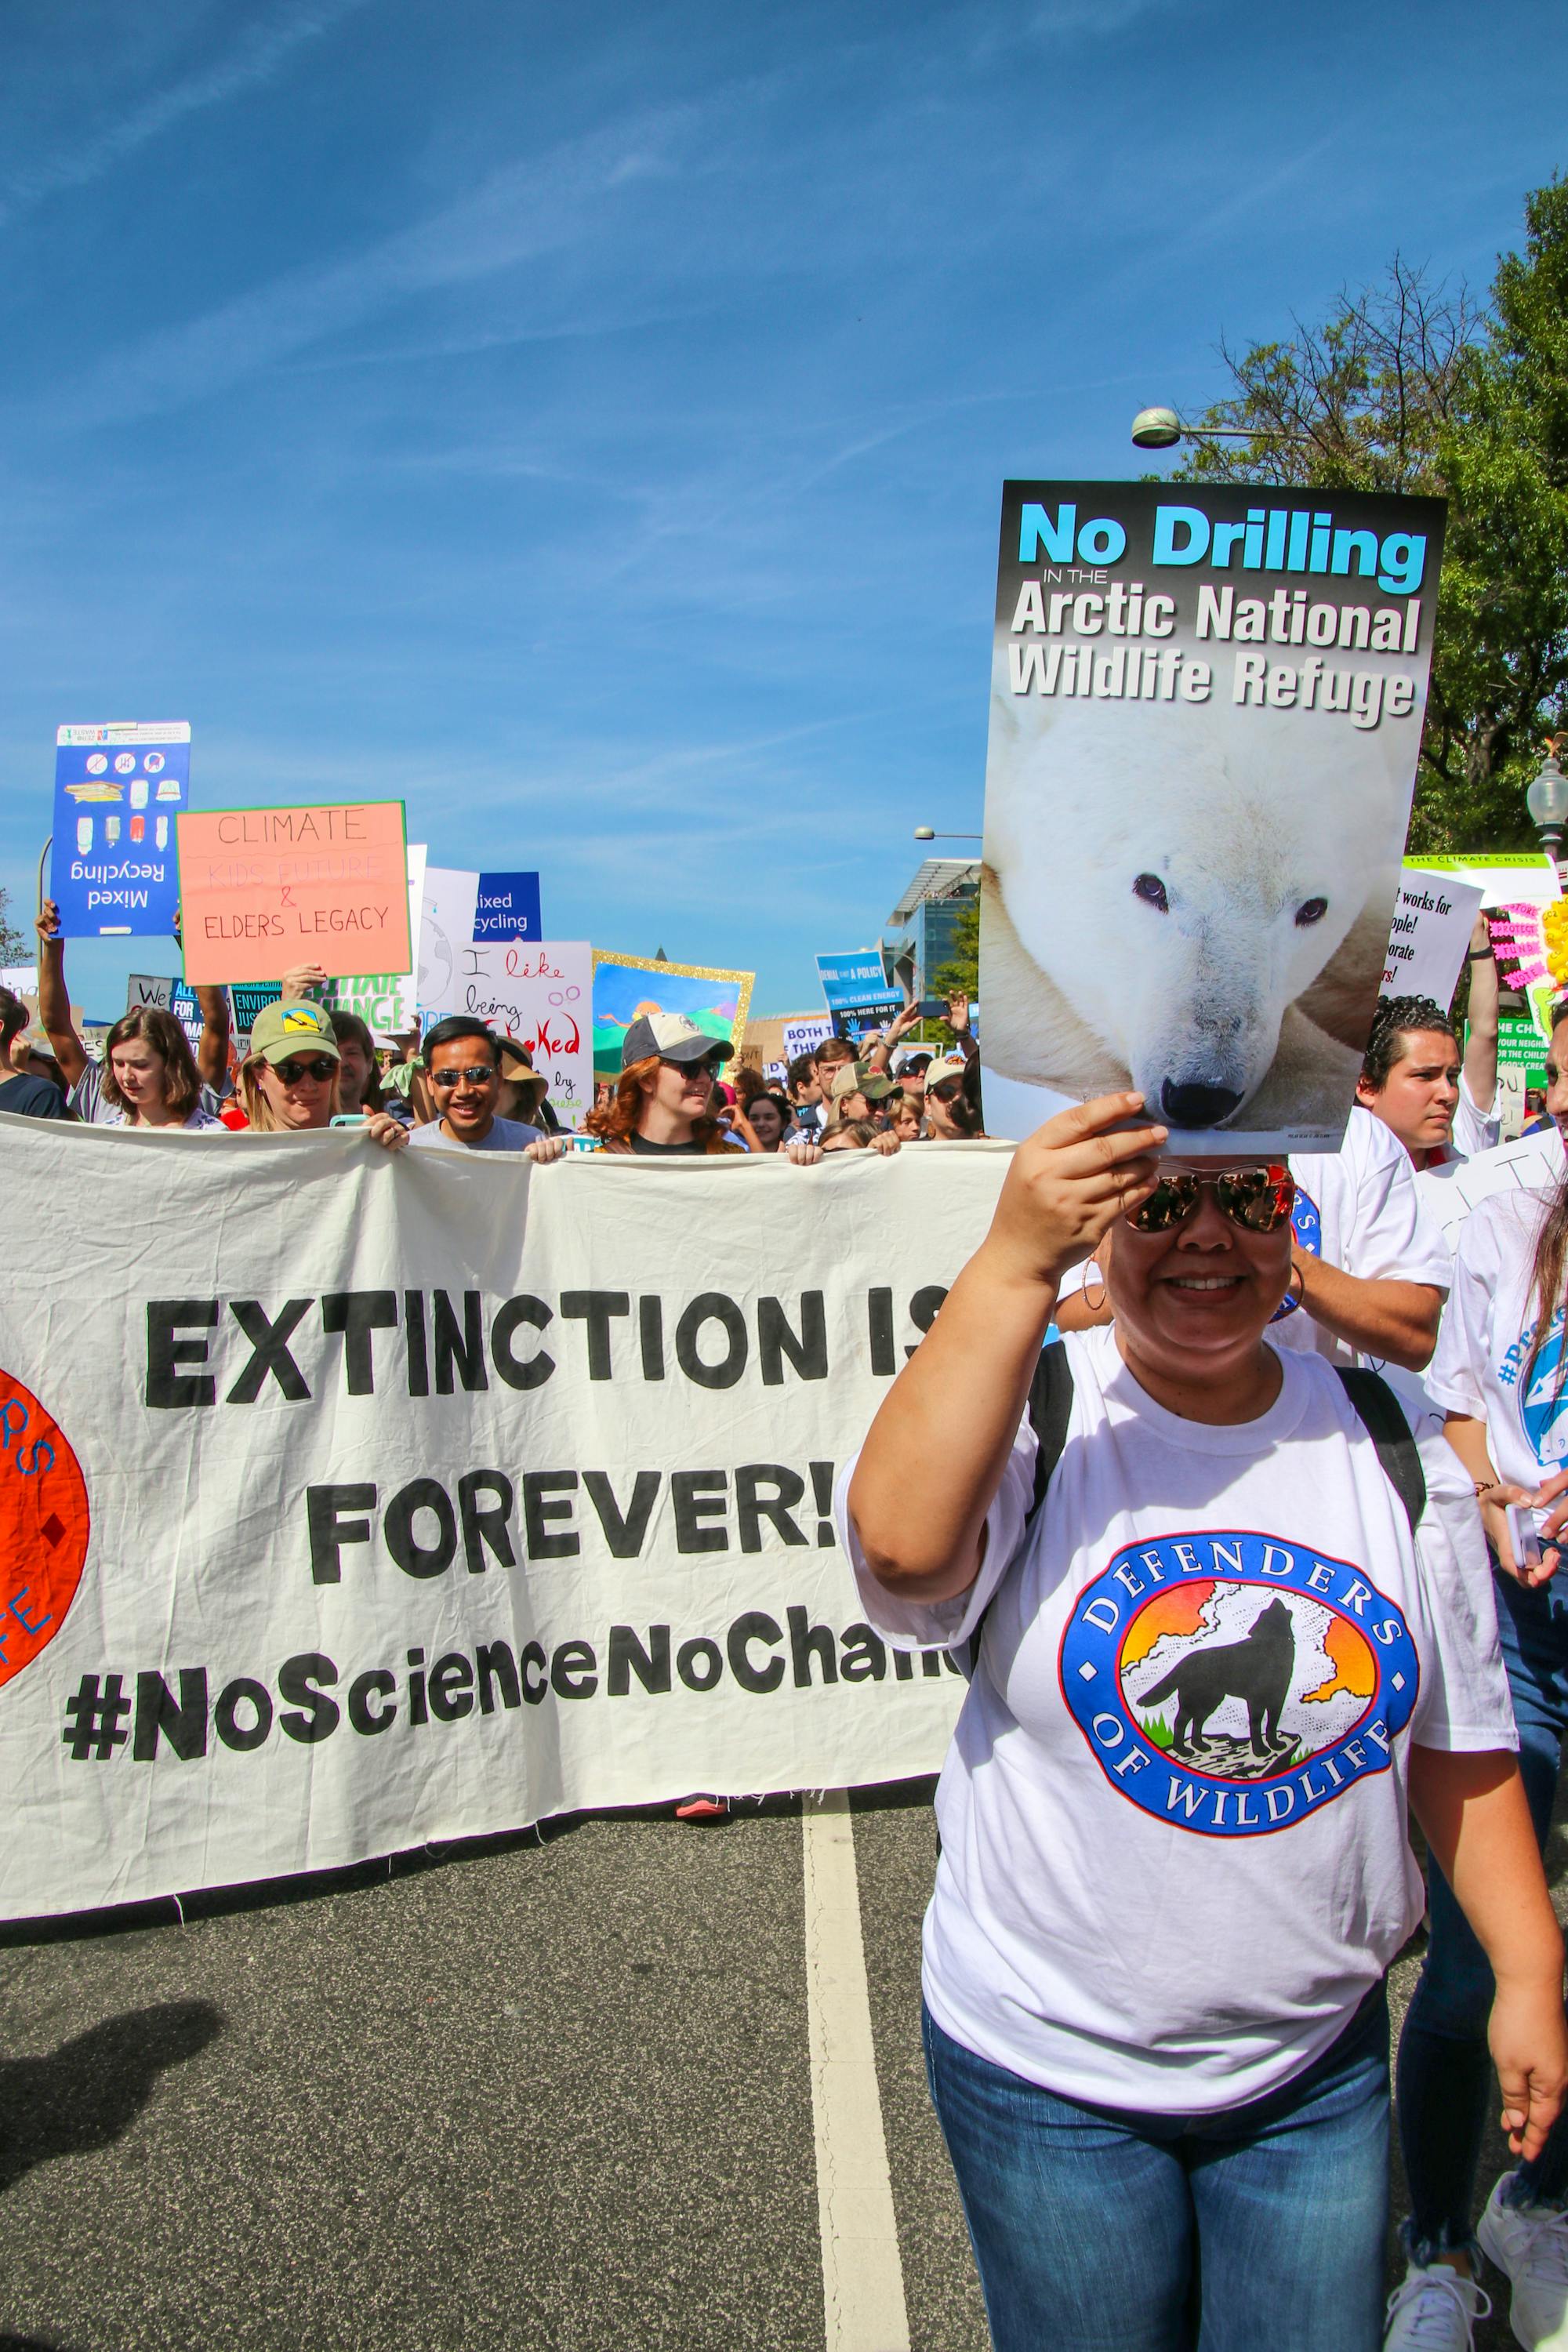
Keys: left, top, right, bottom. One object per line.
{"left": 924, "top": 1990, "right": 1390, "bottom": 2352}
{"left": 1398, "top": 1565, "right": 1568, "bottom": 2259}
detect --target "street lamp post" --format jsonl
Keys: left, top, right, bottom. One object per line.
{"left": 913, "top": 827, "right": 982, "bottom": 843}
{"left": 1526, "top": 740, "right": 1568, "bottom": 875}
{"left": 1131, "top": 406, "right": 1313, "bottom": 454}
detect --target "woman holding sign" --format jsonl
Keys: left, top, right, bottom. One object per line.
{"left": 838, "top": 1094, "right": 1565, "bottom": 2352}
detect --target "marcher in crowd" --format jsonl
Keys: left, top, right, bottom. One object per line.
{"left": 826, "top": 1061, "right": 899, "bottom": 1130}
{"left": 495, "top": 1036, "right": 559, "bottom": 1132}
{"left": 236, "top": 1001, "right": 407, "bottom": 1149}
{"left": 34, "top": 898, "right": 230, "bottom": 1122}
{"left": 1387, "top": 1000, "right": 1568, "bottom": 2352}
{"left": 328, "top": 1011, "right": 390, "bottom": 1118}
{"left": 408, "top": 1018, "right": 565, "bottom": 1158}
{"left": 842, "top": 1093, "right": 1566, "bottom": 2352}
{"left": 744, "top": 1092, "right": 795, "bottom": 1152}
{"left": 1359, "top": 959, "right": 1501, "bottom": 1179}
{"left": 0, "top": 988, "right": 70, "bottom": 1120}
{"left": 922, "top": 1055, "right": 985, "bottom": 1141}
{"left": 787, "top": 1052, "right": 825, "bottom": 1135}
{"left": 587, "top": 1014, "right": 753, "bottom": 1157}
{"left": 888, "top": 1093, "right": 924, "bottom": 1144}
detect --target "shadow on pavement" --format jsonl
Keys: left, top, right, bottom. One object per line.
{"left": 0, "top": 2001, "right": 223, "bottom": 2193}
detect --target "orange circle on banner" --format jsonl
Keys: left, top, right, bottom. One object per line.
{"left": 0, "top": 1371, "right": 90, "bottom": 1692}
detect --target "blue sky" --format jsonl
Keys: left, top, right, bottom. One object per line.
{"left": 1, "top": 0, "right": 1562, "bottom": 1019}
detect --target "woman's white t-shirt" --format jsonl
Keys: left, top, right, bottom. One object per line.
{"left": 1427, "top": 1181, "right": 1568, "bottom": 1490}
{"left": 836, "top": 1327, "right": 1512, "bottom": 2115}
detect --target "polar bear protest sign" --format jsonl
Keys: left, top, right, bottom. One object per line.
{"left": 0, "top": 1117, "right": 1003, "bottom": 1922}
{"left": 979, "top": 481, "right": 1446, "bottom": 1152}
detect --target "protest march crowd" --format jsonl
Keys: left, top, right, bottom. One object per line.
{"left": 6, "top": 891, "right": 1568, "bottom": 2352}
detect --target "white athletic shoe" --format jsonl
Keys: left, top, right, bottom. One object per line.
{"left": 1477, "top": 2172, "right": 1568, "bottom": 2348}
{"left": 1383, "top": 2260, "right": 1490, "bottom": 2349}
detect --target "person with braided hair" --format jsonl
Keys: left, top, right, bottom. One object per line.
{"left": 1359, "top": 915, "right": 1501, "bottom": 1174}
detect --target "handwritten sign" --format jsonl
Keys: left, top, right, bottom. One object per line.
{"left": 453, "top": 941, "right": 592, "bottom": 1130}
{"left": 321, "top": 844, "right": 426, "bottom": 1036}
{"left": 176, "top": 803, "right": 410, "bottom": 985}
{"left": 1382, "top": 867, "right": 1484, "bottom": 1005}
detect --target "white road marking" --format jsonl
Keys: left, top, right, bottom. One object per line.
{"left": 803, "top": 1789, "right": 912, "bottom": 2352}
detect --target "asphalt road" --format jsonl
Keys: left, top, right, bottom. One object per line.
{"left": 0, "top": 1782, "right": 1563, "bottom": 2352}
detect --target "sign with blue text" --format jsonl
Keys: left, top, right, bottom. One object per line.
{"left": 51, "top": 722, "right": 190, "bottom": 938}
{"left": 474, "top": 873, "right": 543, "bottom": 944}
{"left": 816, "top": 949, "right": 896, "bottom": 1017}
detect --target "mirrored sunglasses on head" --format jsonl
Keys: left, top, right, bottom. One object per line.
{"left": 1125, "top": 1164, "right": 1295, "bottom": 1235}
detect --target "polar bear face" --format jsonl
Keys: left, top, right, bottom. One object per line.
{"left": 984, "top": 688, "right": 1403, "bottom": 1129}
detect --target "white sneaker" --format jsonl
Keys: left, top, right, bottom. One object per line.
{"left": 1384, "top": 2259, "right": 1490, "bottom": 2349}
{"left": 1477, "top": 2172, "right": 1568, "bottom": 2348}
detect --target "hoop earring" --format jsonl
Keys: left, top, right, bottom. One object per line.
{"left": 1083, "top": 1262, "right": 1106, "bottom": 1313}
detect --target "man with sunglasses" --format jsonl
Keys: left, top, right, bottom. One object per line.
{"left": 408, "top": 1017, "right": 565, "bottom": 1158}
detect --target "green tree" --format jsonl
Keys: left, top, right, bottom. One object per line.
{"left": 931, "top": 896, "right": 979, "bottom": 1040}
{"left": 1173, "top": 180, "right": 1568, "bottom": 851}
{"left": 0, "top": 886, "right": 27, "bottom": 969}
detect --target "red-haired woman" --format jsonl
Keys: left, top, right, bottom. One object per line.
{"left": 586, "top": 1013, "right": 821, "bottom": 1163}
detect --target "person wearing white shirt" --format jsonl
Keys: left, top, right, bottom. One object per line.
{"left": 1387, "top": 1142, "right": 1568, "bottom": 2352}
{"left": 840, "top": 1094, "right": 1564, "bottom": 2352}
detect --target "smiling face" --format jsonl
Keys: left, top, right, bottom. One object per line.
{"left": 1107, "top": 1160, "right": 1292, "bottom": 1390}
{"left": 428, "top": 1035, "right": 501, "bottom": 1138}
{"left": 254, "top": 1051, "right": 339, "bottom": 1130}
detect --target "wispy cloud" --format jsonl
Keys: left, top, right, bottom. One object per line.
{"left": 0, "top": 0, "right": 379, "bottom": 229}
{"left": 37, "top": 100, "right": 708, "bottom": 431}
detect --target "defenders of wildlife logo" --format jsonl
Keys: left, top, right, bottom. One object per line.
{"left": 0, "top": 1370, "right": 89, "bottom": 1692}
{"left": 1269, "top": 1185, "right": 1322, "bottom": 1322}
{"left": 1058, "top": 1530, "right": 1418, "bottom": 1838}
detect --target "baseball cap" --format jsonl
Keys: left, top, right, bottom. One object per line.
{"left": 924, "top": 1055, "right": 967, "bottom": 1091}
{"left": 830, "top": 1060, "right": 897, "bottom": 1104}
{"left": 249, "top": 1000, "right": 341, "bottom": 1065}
{"left": 892, "top": 1047, "right": 934, "bottom": 1075}
{"left": 621, "top": 1012, "right": 733, "bottom": 1069}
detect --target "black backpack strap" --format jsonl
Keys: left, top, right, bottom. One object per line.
{"left": 1025, "top": 1339, "right": 1076, "bottom": 1530}
{"left": 960, "top": 1341, "right": 1076, "bottom": 1679}
{"left": 1336, "top": 1365, "right": 1425, "bottom": 1540}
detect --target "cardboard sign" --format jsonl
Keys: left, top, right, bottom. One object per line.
{"left": 592, "top": 953, "right": 753, "bottom": 1079}
{"left": 51, "top": 721, "right": 189, "bottom": 939}
{"left": 176, "top": 803, "right": 409, "bottom": 985}
{"left": 452, "top": 941, "right": 592, "bottom": 1129}
{"left": 474, "top": 871, "right": 542, "bottom": 944}
{"left": 978, "top": 481, "right": 1446, "bottom": 1151}
{"left": 0, "top": 965, "right": 38, "bottom": 998}
{"left": 1382, "top": 866, "right": 1485, "bottom": 1006}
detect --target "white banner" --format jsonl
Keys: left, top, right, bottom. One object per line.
{"left": 0, "top": 1120, "right": 1007, "bottom": 1921}
{"left": 451, "top": 941, "right": 593, "bottom": 1130}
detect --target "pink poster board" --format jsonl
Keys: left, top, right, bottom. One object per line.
{"left": 177, "top": 803, "right": 410, "bottom": 984}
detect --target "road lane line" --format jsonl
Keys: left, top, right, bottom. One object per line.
{"left": 803, "top": 1789, "right": 912, "bottom": 2352}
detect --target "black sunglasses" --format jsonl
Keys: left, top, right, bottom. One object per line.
{"left": 928, "top": 1080, "right": 964, "bottom": 1105}
{"left": 663, "top": 1054, "right": 722, "bottom": 1077}
{"left": 1125, "top": 1167, "right": 1296, "bottom": 1236}
{"left": 273, "top": 1057, "right": 337, "bottom": 1085}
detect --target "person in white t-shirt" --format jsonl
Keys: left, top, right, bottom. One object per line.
{"left": 839, "top": 1093, "right": 1565, "bottom": 2352}
{"left": 1357, "top": 983, "right": 1500, "bottom": 1183}
{"left": 1390, "top": 1149, "right": 1568, "bottom": 2350}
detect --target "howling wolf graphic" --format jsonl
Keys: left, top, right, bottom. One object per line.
{"left": 1138, "top": 1597, "right": 1296, "bottom": 1759}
